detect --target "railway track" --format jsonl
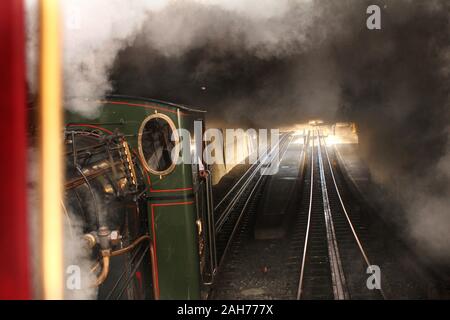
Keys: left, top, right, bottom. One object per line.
{"left": 210, "top": 133, "right": 294, "bottom": 298}
{"left": 211, "top": 129, "right": 385, "bottom": 300}
{"left": 214, "top": 132, "right": 293, "bottom": 265}
{"left": 211, "top": 127, "right": 438, "bottom": 300}
{"left": 294, "top": 130, "right": 384, "bottom": 300}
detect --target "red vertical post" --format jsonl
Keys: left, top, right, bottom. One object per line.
{"left": 0, "top": 0, "right": 31, "bottom": 299}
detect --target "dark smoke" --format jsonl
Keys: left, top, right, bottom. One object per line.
{"left": 330, "top": 0, "right": 450, "bottom": 261}
{"left": 110, "top": 0, "right": 450, "bottom": 259}
{"left": 110, "top": 0, "right": 331, "bottom": 127}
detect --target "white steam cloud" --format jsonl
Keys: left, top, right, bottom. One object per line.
{"left": 61, "top": 0, "right": 165, "bottom": 116}
{"left": 26, "top": 0, "right": 325, "bottom": 117}
{"left": 26, "top": 0, "right": 169, "bottom": 115}
{"left": 63, "top": 214, "right": 98, "bottom": 300}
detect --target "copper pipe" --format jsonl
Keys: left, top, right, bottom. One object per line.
{"left": 110, "top": 235, "right": 150, "bottom": 257}
{"left": 90, "top": 262, "right": 100, "bottom": 274}
{"left": 92, "top": 235, "right": 151, "bottom": 287}
{"left": 93, "top": 251, "right": 110, "bottom": 287}
{"left": 91, "top": 235, "right": 150, "bottom": 287}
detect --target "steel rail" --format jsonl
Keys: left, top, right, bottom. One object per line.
{"left": 217, "top": 134, "right": 294, "bottom": 269}
{"left": 316, "top": 130, "right": 349, "bottom": 300}
{"left": 214, "top": 133, "right": 291, "bottom": 233}
{"left": 297, "top": 130, "right": 314, "bottom": 300}
{"left": 214, "top": 133, "right": 289, "bottom": 211}
{"left": 319, "top": 132, "right": 386, "bottom": 299}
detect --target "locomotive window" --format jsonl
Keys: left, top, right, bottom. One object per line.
{"left": 138, "top": 114, "right": 178, "bottom": 175}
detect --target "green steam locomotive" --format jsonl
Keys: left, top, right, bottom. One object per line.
{"left": 64, "top": 95, "right": 216, "bottom": 299}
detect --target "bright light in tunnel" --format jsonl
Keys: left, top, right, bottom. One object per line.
{"left": 308, "top": 119, "right": 324, "bottom": 126}
{"left": 291, "top": 127, "right": 306, "bottom": 144}
{"left": 293, "top": 137, "right": 305, "bottom": 145}
{"left": 326, "top": 135, "right": 342, "bottom": 145}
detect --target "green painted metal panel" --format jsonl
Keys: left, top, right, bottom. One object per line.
{"left": 150, "top": 201, "right": 200, "bottom": 299}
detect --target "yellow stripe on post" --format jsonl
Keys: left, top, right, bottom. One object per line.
{"left": 39, "top": 0, "right": 63, "bottom": 299}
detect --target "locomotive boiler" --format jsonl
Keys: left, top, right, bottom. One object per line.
{"left": 64, "top": 95, "right": 216, "bottom": 299}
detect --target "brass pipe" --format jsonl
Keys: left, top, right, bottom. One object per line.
{"left": 91, "top": 240, "right": 160, "bottom": 299}
{"left": 93, "top": 250, "right": 110, "bottom": 287}
{"left": 110, "top": 235, "right": 150, "bottom": 257}
{"left": 90, "top": 261, "right": 100, "bottom": 274}
{"left": 91, "top": 236, "right": 150, "bottom": 287}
